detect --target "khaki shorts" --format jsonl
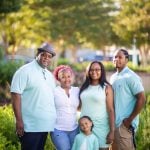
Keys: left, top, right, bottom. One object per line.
{"left": 114, "top": 123, "right": 135, "bottom": 150}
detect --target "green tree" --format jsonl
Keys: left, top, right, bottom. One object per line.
{"left": 0, "top": 0, "right": 53, "bottom": 56}
{"left": 0, "top": 0, "right": 129, "bottom": 61}
{"left": 0, "top": 0, "right": 24, "bottom": 57}
{"left": 44, "top": 0, "right": 116, "bottom": 48}
{"left": 112, "top": 0, "right": 150, "bottom": 65}
{"left": 0, "top": 0, "right": 23, "bottom": 14}
{"left": 34, "top": 0, "right": 117, "bottom": 61}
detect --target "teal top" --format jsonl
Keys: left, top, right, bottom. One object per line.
{"left": 11, "top": 60, "right": 56, "bottom": 132}
{"left": 72, "top": 132, "right": 99, "bottom": 150}
{"left": 110, "top": 67, "right": 144, "bottom": 129}
{"left": 80, "top": 85, "right": 110, "bottom": 148}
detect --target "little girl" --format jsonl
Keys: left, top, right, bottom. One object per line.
{"left": 72, "top": 116, "right": 99, "bottom": 150}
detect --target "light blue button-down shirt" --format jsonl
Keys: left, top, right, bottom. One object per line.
{"left": 11, "top": 60, "right": 56, "bottom": 132}
{"left": 110, "top": 67, "right": 144, "bottom": 129}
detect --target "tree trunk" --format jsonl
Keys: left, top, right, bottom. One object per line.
{"left": 140, "top": 44, "right": 149, "bottom": 66}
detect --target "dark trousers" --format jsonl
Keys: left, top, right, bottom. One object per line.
{"left": 19, "top": 132, "right": 48, "bottom": 150}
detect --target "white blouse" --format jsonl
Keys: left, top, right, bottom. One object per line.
{"left": 54, "top": 86, "right": 79, "bottom": 131}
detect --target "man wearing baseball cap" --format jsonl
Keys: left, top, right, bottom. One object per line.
{"left": 11, "top": 42, "right": 57, "bottom": 150}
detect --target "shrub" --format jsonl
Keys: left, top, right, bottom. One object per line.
{"left": 128, "top": 62, "right": 150, "bottom": 73}
{"left": 71, "top": 61, "right": 150, "bottom": 73}
{"left": 0, "top": 133, "right": 8, "bottom": 150}
{"left": 0, "top": 105, "right": 20, "bottom": 150}
{"left": 45, "top": 134, "right": 56, "bottom": 150}
{"left": 102, "top": 61, "right": 115, "bottom": 71}
{"left": 0, "top": 60, "right": 23, "bottom": 104}
{"left": 0, "top": 105, "right": 55, "bottom": 150}
{"left": 136, "top": 93, "right": 150, "bottom": 149}
{"left": 71, "top": 62, "right": 88, "bottom": 72}
{"left": 57, "top": 58, "right": 71, "bottom": 66}
{"left": 0, "top": 92, "right": 150, "bottom": 150}
{"left": 0, "top": 60, "right": 23, "bottom": 87}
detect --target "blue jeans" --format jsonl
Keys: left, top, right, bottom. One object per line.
{"left": 19, "top": 132, "right": 48, "bottom": 150}
{"left": 50, "top": 127, "right": 79, "bottom": 150}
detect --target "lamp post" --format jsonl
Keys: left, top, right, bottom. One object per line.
{"left": 132, "top": 38, "right": 138, "bottom": 66}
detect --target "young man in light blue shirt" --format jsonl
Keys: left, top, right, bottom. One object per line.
{"left": 11, "top": 43, "right": 57, "bottom": 150}
{"left": 110, "top": 49, "right": 145, "bottom": 150}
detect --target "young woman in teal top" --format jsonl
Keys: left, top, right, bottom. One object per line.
{"left": 79, "top": 61, "right": 115, "bottom": 150}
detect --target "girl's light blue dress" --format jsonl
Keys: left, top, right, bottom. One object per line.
{"left": 80, "top": 85, "right": 110, "bottom": 148}
{"left": 72, "top": 132, "right": 99, "bottom": 150}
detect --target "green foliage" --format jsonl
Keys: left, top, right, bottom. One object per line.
{"left": 0, "top": 105, "right": 20, "bottom": 150}
{"left": 0, "top": 105, "right": 55, "bottom": 150}
{"left": 0, "top": 46, "right": 5, "bottom": 59}
{"left": 71, "top": 62, "right": 88, "bottom": 72}
{"left": 0, "top": 133, "right": 8, "bottom": 150}
{"left": 0, "top": 0, "right": 23, "bottom": 14}
{"left": 0, "top": 0, "right": 117, "bottom": 56}
{"left": 47, "top": 0, "right": 116, "bottom": 48}
{"left": 70, "top": 61, "right": 114, "bottom": 72}
{"left": 57, "top": 58, "right": 71, "bottom": 66}
{"left": 0, "top": 60, "right": 23, "bottom": 103}
{"left": 111, "top": 0, "right": 150, "bottom": 65}
{"left": 56, "top": 59, "right": 150, "bottom": 73}
{"left": 0, "top": 94, "right": 150, "bottom": 149}
{"left": 0, "top": 0, "right": 150, "bottom": 66}
{"left": 112, "top": 0, "right": 150, "bottom": 49}
{"left": 136, "top": 93, "right": 150, "bottom": 150}
{"left": 0, "top": 61, "right": 23, "bottom": 103}
{"left": 0, "top": 0, "right": 53, "bottom": 55}
{"left": 44, "top": 134, "right": 55, "bottom": 150}
{"left": 0, "top": 93, "right": 150, "bottom": 150}
{"left": 127, "top": 62, "right": 150, "bottom": 73}
{"left": 0, "top": 61, "right": 23, "bottom": 87}
{"left": 102, "top": 61, "right": 115, "bottom": 71}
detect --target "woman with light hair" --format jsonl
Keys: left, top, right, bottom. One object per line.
{"left": 51, "top": 65, "right": 80, "bottom": 150}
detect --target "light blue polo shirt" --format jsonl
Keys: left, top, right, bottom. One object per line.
{"left": 110, "top": 67, "right": 144, "bottom": 130}
{"left": 11, "top": 60, "right": 56, "bottom": 132}
{"left": 72, "top": 132, "right": 99, "bottom": 150}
